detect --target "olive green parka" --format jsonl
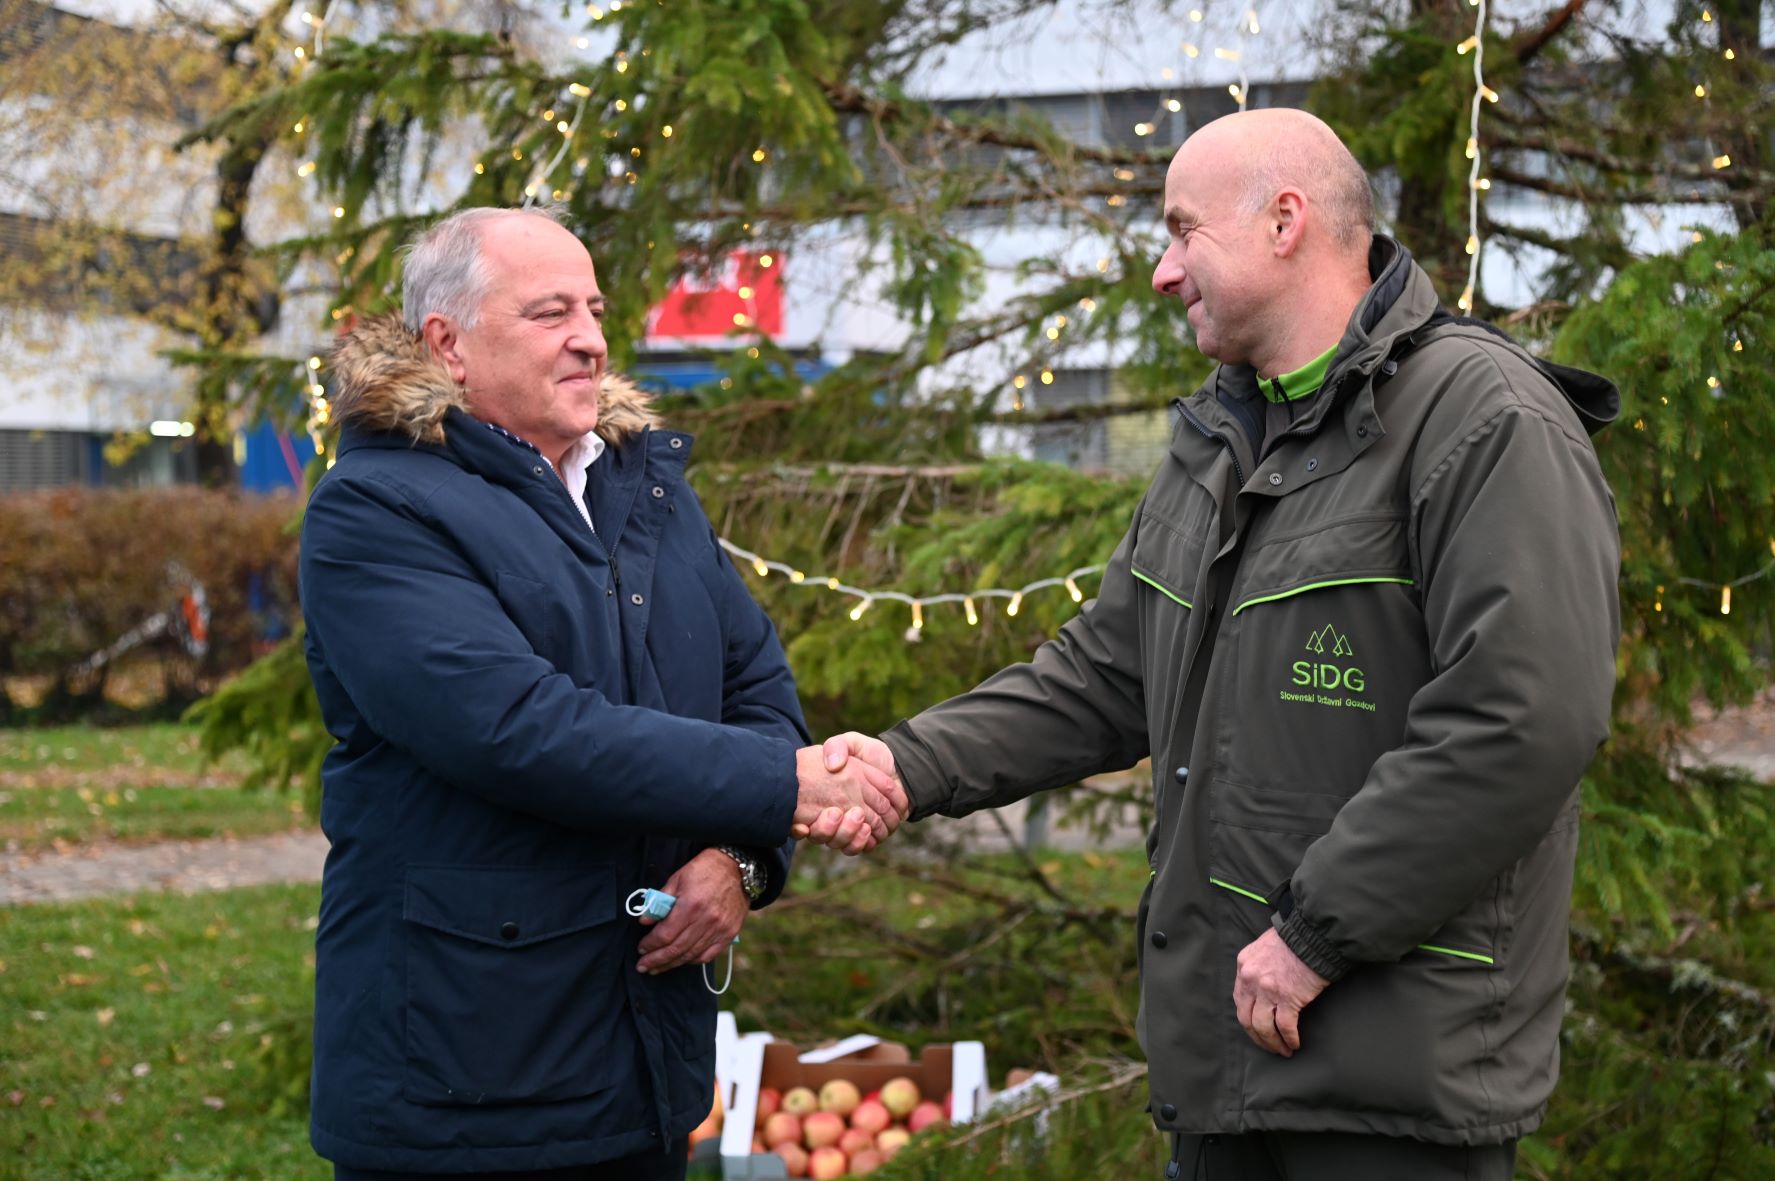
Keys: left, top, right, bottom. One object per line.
{"left": 882, "top": 237, "right": 1621, "bottom": 1145}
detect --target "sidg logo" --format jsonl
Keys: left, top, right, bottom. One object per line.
{"left": 1280, "top": 625, "right": 1375, "bottom": 710}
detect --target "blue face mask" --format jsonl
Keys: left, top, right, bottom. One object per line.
{"left": 625, "top": 887, "right": 738, "bottom": 995}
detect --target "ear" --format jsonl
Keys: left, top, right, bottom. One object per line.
{"left": 1272, "top": 188, "right": 1307, "bottom": 259}
{"left": 421, "top": 313, "right": 469, "bottom": 384}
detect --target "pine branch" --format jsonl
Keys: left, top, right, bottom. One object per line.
{"left": 1488, "top": 164, "right": 1773, "bottom": 206}
{"left": 1510, "top": 0, "right": 1589, "bottom": 66}
{"left": 945, "top": 1059, "right": 1148, "bottom": 1145}
{"left": 1488, "top": 127, "right": 1775, "bottom": 188}
{"left": 817, "top": 77, "right": 1172, "bottom": 170}
{"left": 1574, "top": 926, "right": 1775, "bottom": 1022}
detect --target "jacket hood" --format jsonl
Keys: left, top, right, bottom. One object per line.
{"left": 326, "top": 312, "right": 659, "bottom": 447}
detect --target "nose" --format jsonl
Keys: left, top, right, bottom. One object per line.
{"left": 568, "top": 306, "right": 608, "bottom": 360}
{"left": 1152, "top": 239, "right": 1185, "bottom": 297}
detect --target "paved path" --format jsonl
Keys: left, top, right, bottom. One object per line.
{"left": 1, "top": 829, "right": 330, "bottom": 906}
{"left": 5, "top": 690, "right": 1771, "bottom": 906}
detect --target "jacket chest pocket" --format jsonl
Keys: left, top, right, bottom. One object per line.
{"left": 1130, "top": 508, "right": 1210, "bottom": 741}
{"left": 401, "top": 865, "right": 627, "bottom": 1107}
{"left": 1218, "top": 513, "right": 1428, "bottom": 796}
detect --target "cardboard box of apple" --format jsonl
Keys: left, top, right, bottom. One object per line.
{"left": 744, "top": 1075, "right": 947, "bottom": 1177}
{"left": 709, "top": 1036, "right": 989, "bottom": 1180}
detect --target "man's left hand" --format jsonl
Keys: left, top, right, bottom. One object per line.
{"left": 636, "top": 849, "right": 749, "bottom": 975}
{"left": 1233, "top": 928, "right": 1330, "bottom": 1057}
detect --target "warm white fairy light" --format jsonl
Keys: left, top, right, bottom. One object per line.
{"left": 718, "top": 540, "right": 1104, "bottom": 637}
{"left": 1457, "top": 0, "right": 1489, "bottom": 313}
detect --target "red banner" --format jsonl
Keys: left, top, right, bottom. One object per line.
{"left": 645, "top": 251, "right": 784, "bottom": 340}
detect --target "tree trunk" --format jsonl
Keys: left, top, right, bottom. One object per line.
{"left": 1713, "top": 0, "right": 1767, "bottom": 230}
{"left": 1394, "top": 0, "right": 1471, "bottom": 304}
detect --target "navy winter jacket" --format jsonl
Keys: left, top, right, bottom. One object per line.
{"left": 299, "top": 314, "right": 805, "bottom": 1172}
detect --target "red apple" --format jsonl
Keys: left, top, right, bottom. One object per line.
{"left": 851, "top": 1148, "right": 885, "bottom": 1174}
{"left": 863, "top": 1089, "right": 881, "bottom": 1104}
{"left": 908, "top": 1100, "right": 947, "bottom": 1134}
{"left": 781, "top": 1086, "right": 819, "bottom": 1117}
{"left": 849, "top": 1098, "right": 891, "bottom": 1136}
{"left": 774, "top": 1142, "right": 809, "bottom": 1178}
{"left": 755, "top": 1087, "right": 782, "bottom": 1123}
{"left": 879, "top": 1076, "right": 921, "bottom": 1119}
{"left": 808, "top": 1146, "right": 848, "bottom": 1180}
{"left": 762, "top": 1112, "right": 802, "bottom": 1148}
{"left": 876, "top": 1126, "right": 911, "bottom": 1158}
{"left": 818, "top": 1077, "right": 861, "bottom": 1117}
{"left": 803, "top": 1110, "right": 846, "bottom": 1149}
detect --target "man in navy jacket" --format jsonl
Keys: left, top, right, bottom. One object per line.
{"left": 300, "top": 207, "right": 904, "bottom": 1180}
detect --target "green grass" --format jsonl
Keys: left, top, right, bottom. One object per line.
{"left": 0, "top": 882, "right": 324, "bottom": 1181}
{"left": 0, "top": 725, "right": 230, "bottom": 776}
{"left": 0, "top": 726, "right": 306, "bottom": 852}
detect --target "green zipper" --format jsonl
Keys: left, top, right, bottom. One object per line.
{"left": 1205, "top": 878, "right": 1496, "bottom": 964}
{"left": 1132, "top": 569, "right": 1193, "bottom": 608}
{"left": 1232, "top": 576, "right": 1414, "bottom": 616}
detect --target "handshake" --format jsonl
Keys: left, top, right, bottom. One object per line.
{"left": 792, "top": 733, "right": 906, "bottom": 855}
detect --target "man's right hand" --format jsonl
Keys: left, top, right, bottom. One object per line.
{"left": 793, "top": 737, "right": 907, "bottom": 855}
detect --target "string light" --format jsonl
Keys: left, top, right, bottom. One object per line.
{"left": 1456, "top": 0, "right": 1489, "bottom": 313}
{"left": 1659, "top": 546, "right": 1775, "bottom": 618}
{"left": 718, "top": 541, "right": 1104, "bottom": 638}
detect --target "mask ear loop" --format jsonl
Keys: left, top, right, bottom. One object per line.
{"left": 703, "top": 936, "right": 738, "bottom": 995}
{"left": 625, "top": 889, "right": 649, "bottom": 918}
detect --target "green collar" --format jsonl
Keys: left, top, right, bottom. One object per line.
{"left": 1257, "top": 344, "right": 1339, "bottom": 404}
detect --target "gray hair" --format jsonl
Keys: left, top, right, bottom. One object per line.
{"left": 401, "top": 205, "right": 569, "bottom": 334}
{"left": 1237, "top": 140, "right": 1374, "bottom": 252}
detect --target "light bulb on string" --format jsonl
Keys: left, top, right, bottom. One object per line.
{"left": 850, "top": 598, "right": 872, "bottom": 621}
{"left": 965, "top": 597, "right": 978, "bottom": 626}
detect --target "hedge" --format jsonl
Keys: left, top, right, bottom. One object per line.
{"left": 0, "top": 487, "right": 300, "bottom": 717}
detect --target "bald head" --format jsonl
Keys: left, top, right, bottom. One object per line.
{"left": 1152, "top": 108, "right": 1378, "bottom": 374}
{"left": 1178, "top": 109, "right": 1373, "bottom": 254}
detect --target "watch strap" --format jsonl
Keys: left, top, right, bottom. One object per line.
{"left": 714, "top": 844, "right": 766, "bottom": 902}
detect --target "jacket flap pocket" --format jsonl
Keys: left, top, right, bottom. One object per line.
{"left": 1210, "top": 781, "right": 1347, "bottom": 836}
{"left": 404, "top": 865, "right": 620, "bottom": 948}
{"left": 1131, "top": 512, "right": 1208, "bottom": 609}
{"left": 1233, "top": 513, "right": 1413, "bottom": 615}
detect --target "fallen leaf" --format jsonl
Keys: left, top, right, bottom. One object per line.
{"left": 95, "top": 1008, "right": 115, "bottom": 1026}
{"left": 58, "top": 974, "right": 99, "bottom": 987}
{"left": 28, "top": 1010, "right": 48, "bottom": 1022}
{"left": 7, "top": 1091, "right": 23, "bottom": 1107}
{"left": 128, "top": 964, "right": 153, "bottom": 977}
{"left": 202, "top": 1096, "right": 225, "bottom": 1111}
{"left": 38, "top": 1096, "right": 55, "bottom": 1108}
{"left": 71, "top": 945, "right": 95, "bottom": 960}
{"left": 130, "top": 1063, "right": 150, "bottom": 1078}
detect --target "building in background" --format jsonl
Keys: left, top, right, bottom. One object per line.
{"left": 0, "top": 0, "right": 1737, "bottom": 492}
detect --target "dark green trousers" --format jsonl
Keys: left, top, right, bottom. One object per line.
{"left": 1167, "top": 1131, "right": 1516, "bottom": 1181}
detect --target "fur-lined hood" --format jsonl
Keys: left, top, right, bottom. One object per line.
{"left": 326, "top": 312, "right": 660, "bottom": 448}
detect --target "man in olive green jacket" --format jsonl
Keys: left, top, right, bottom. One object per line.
{"left": 808, "top": 110, "right": 1621, "bottom": 1179}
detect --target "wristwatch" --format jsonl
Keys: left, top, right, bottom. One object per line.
{"left": 714, "top": 845, "right": 767, "bottom": 903}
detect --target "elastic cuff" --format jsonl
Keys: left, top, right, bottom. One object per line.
{"left": 1275, "top": 909, "right": 1354, "bottom": 983}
